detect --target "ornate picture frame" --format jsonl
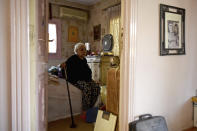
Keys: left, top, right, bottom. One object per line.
{"left": 160, "top": 4, "right": 185, "bottom": 56}
{"left": 68, "top": 26, "right": 78, "bottom": 43}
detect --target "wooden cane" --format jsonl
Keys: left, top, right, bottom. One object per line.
{"left": 63, "top": 66, "right": 76, "bottom": 128}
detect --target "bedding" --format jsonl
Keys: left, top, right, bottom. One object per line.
{"left": 48, "top": 76, "right": 82, "bottom": 122}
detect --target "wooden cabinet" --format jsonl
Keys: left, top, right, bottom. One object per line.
{"left": 106, "top": 67, "right": 120, "bottom": 115}
{"left": 106, "top": 67, "right": 120, "bottom": 131}
{"left": 87, "top": 55, "right": 115, "bottom": 86}
{"left": 86, "top": 56, "right": 100, "bottom": 82}
{"left": 100, "top": 56, "right": 114, "bottom": 85}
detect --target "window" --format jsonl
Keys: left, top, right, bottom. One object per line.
{"left": 48, "top": 19, "right": 61, "bottom": 59}
{"left": 48, "top": 23, "right": 57, "bottom": 53}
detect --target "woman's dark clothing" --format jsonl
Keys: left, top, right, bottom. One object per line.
{"left": 66, "top": 55, "right": 92, "bottom": 84}
{"left": 65, "top": 55, "right": 100, "bottom": 111}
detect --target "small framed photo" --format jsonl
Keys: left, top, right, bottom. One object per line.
{"left": 93, "top": 24, "right": 101, "bottom": 41}
{"left": 68, "top": 26, "right": 78, "bottom": 43}
{"left": 160, "top": 4, "right": 185, "bottom": 56}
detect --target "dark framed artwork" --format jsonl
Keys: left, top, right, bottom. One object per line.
{"left": 160, "top": 4, "right": 185, "bottom": 56}
{"left": 93, "top": 24, "right": 101, "bottom": 41}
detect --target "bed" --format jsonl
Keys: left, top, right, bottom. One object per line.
{"left": 48, "top": 76, "right": 82, "bottom": 122}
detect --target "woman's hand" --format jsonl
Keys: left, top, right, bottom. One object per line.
{"left": 60, "top": 62, "right": 66, "bottom": 69}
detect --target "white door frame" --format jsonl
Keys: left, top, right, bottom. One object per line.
{"left": 10, "top": 0, "right": 31, "bottom": 131}
{"left": 9, "top": 0, "right": 138, "bottom": 130}
{"left": 119, "top": 0, "right": 137, "bottom": 130}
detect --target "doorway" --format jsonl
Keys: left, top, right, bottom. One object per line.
{"left": 26, "top": 0, "right": 135, "bottom": 130}
{"left": 10, "top": 0, "right": 135, "bottom": 130}
{"left": 47, "top": 0, "right": 121, "bottom": 130}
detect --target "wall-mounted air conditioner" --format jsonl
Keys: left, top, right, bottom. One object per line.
{"left": 60, "top": 7, "right": 88, "bottom": 21}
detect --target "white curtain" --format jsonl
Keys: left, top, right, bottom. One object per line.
{"left": 106, "top": 5, "right": 121, "bottom": 56}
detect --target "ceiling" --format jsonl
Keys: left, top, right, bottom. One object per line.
{"left": 66, "top": 0, "right": 101, "bottom": 5}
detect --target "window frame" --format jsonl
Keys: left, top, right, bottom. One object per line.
{"left": 48, "top": 19, "right": 61, "bottom": 59}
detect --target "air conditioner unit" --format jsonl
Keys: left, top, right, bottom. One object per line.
{"left": 60, "top": 7, "right": 88, "bottom": 21}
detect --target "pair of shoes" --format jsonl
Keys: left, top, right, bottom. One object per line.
{"left": 80, "top": 112, "right": 86, "bottom": 121}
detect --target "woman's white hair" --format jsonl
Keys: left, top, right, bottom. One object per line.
{"left": 74, "top": 42, "right": 85, "bottom": 54}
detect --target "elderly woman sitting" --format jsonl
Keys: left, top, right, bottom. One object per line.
{"left": 61, "top": 43, "right": 100, "bottom": 119}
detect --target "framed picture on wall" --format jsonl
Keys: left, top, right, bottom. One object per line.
{"left": 160, "top": 4, "right": 185, "bottom": 56}
{"left": 68, "top": 26, "right": 78, "bottom": 42}
{"left": 93, "top": 24, "right": 101, "bottom": 41}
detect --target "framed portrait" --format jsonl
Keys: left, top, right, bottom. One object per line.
{"left": 160, "top": 4, "right": 185, "bottom": 56}
{"left": 93, "top": 24, "right": 101, "bottom": 41}
{"left": 68, "top": 26, "right": 78, "bottom": 42}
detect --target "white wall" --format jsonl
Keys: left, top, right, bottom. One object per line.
{"left": 0, "top": 0, "right": 11, "bottom": 131}
{"left": 133, "top": 0, "right": 197, "bottom": 131}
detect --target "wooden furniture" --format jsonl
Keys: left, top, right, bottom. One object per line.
{"left": 100, "top": 55, "right": 114, "bottom": 85}
{"left": 106, "top": 67, "right": 120, "bottom": 131}
{"left": 106, "top": 67, "right": 120, "bottom": 115}
{"left": 86, "top": 56, "right": 100, "bottom": 82}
